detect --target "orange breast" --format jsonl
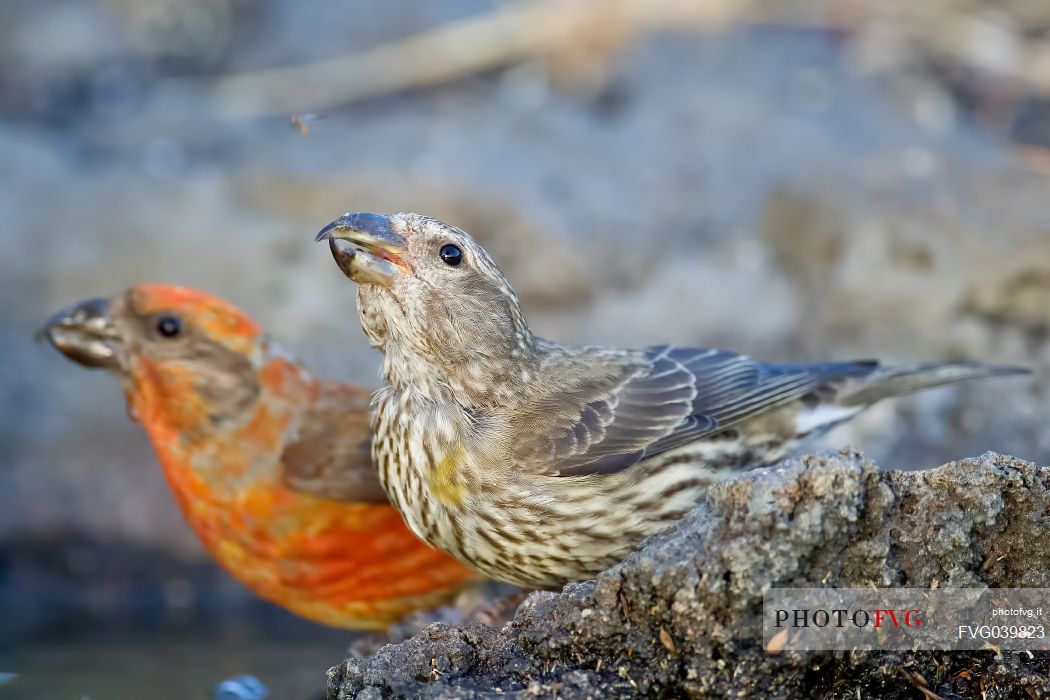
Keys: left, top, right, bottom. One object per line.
{"left": 163, "top": 463, "right": 476, "bottom": 629}
{"left": 130, "top": 361, "right": 478, "bottom": 631}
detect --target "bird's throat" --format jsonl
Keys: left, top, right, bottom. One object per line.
{"left": 132, "top": 357, "right": 311, "bottom": 499}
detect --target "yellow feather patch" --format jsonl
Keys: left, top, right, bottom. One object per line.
{"left": 429, "top": 445, "right": 466, "bottom": 509}
{"left": 218, "top": 538, "right": 248, "bottom": 568}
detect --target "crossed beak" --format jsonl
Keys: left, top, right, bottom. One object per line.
{"left": 315, "top": 212, "right": 410, "bottom": 287}
{"left": 40, "top": 297, "right": 123, "bottom": 369}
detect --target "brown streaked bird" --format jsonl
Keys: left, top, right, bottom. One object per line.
{"left": 316, "top": 212, "right": 1030, "bottom": 589}
{"left": 43, "top": 284, "right": 478, "bottom": 629}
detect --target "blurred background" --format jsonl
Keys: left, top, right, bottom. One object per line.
{"left": 2, "top": 0, "right": 1049, "bottom": 697}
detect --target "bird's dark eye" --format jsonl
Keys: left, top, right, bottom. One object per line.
{"left": 156, "top": 315, "right": 182, "bottom": 338}
{"left": 439, "top": 244, "right": 463, "bottom": 266}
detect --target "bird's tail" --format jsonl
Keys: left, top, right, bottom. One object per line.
{"left": 838, "top": 362, "right": 1031, "bottom": 408}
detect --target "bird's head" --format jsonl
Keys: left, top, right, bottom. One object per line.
{"left": 317, "top": 212, "right": 535, "bottom": 405}
{"left": 43, "top": 284, "right": 288, "bottom": 433}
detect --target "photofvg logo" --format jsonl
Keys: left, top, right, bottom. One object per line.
{"left": 763, "top": 589, "right": 1050, "bottom": 652}
{"left": 773, "top": 607, "right": 924, "bottom": 630}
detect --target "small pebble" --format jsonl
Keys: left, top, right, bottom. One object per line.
{"left": 213, "top": 675, "right": 268, "bottom": 700}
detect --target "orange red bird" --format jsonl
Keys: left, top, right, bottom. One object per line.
{"left": 44, "top": 284, "right": 477, "bottom": 630}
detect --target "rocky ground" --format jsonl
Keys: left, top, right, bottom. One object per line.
{"left": 329, "top": 451, "right": 1050, "bottom": 699}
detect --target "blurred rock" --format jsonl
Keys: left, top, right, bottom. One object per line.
{"left": 759, "top": 162, "right": 1050, "bottom": 466}
{"left": 0, "top": 0, "right": 266, "bottom": 126}
{"left": 100, "top": 0, "right": 246, "bottom": 68}
{"left": 962, "top": 238, "right": 1050, "bottom": 336}
{"left": 761, "top": 163, "right": 1050, "bottom": 356}
{"left": 328, "top": 451, "right": 1050, "bottom": 699}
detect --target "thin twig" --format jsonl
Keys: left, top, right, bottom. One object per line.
{"left": 164, "top": 0, "right": 750, "bottom": 120}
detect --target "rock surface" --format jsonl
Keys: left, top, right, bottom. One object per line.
{"left": 328, "top": 451, "right": 1050, "bottom": 699}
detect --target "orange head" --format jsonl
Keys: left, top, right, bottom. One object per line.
{"left": 43, "top": 284, "right": 286, "bottom": 436}
{"left": 41, "top": 282, "right": 338, "bottom": 507}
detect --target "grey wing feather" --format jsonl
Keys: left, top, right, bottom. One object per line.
{"left": 546, "top": 345, "right": 877, "bottom": 477}
{"left": 541, "top": 343, "right": 1027, "bottom": 478}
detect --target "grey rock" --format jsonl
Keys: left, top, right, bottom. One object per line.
{"left": 327, "top": 451, "right": 1050, "bottom": 699}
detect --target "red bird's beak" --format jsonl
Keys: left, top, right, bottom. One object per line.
{"left": 315, "top": 212, "right": 410, "bottom": 287}
{"left": 41, "top": 297, "right": 123, "bottom": 370}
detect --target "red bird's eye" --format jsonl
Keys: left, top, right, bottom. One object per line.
{"left": 156, "top": 315, "right": 182, "bottom": 338}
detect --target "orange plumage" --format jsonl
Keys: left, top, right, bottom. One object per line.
{"left": 45, "top": 284, "right": 477, "bottom": 630}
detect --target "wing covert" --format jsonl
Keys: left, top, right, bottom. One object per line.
{"left": 517, "top": 344, "right": 877, "bottom": 477}
{"left": 281, "top": 383, "right": 389, "bottom": 503}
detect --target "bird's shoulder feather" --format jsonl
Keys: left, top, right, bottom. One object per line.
{"left": 281, "top": 381, "right": 388, "bottom": 503}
